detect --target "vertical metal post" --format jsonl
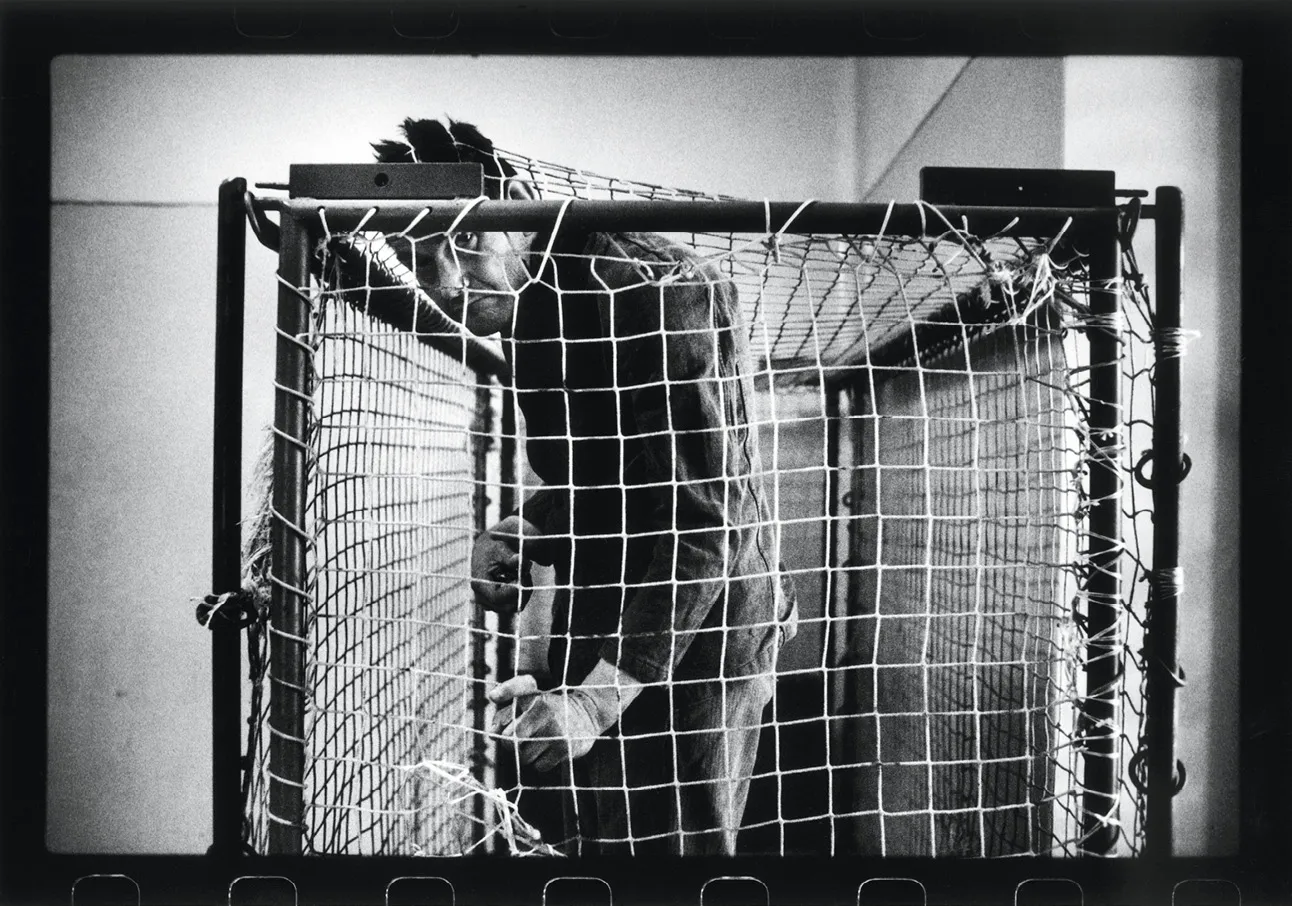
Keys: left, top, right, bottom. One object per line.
{"left": 469, "top": 378, "right": 494, "bottom": 848}
{"left": 1081, "top": 212, "right": 1124, "bottom": 855}
{"left": 1144, "top": 187, "right": 1185, "bottom": 859}
{"left": 212, "top": 178, "right": 247, "bottom": 859}
{"left": 267, "top": 212, "right": 312, "bottom": 855}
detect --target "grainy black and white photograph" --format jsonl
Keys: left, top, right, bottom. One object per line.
{"left": 45, "top": 54, "right": 1240, "bottom": 870}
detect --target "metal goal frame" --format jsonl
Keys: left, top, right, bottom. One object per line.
{"left": 210, "top": 165, "right": 1185, "bottom": 860}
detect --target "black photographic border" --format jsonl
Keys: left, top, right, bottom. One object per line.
{"left": 3, "top": 2, "right": 1289, "bottom": 904}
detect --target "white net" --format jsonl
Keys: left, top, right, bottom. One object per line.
{"left": 241, "top": 152, "right": 1159, "bottom": 858}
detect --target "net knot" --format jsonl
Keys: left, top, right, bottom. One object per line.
{"left": 763, "top": 233, "right": 783, "bottom": 265}
{"left": 405, "top": 759, "right": 565, "bottom": 856}
{"left": 761, "top": 198, "right": 816, "bottom": 266}
{"left": 762, "top": 199, "right": 782, "bottom": 265}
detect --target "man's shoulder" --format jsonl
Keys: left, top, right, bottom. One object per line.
{"left": 584, "top": 231, "right": 723, "bottom": 286}
{"left": 592, "top": 231, "right": 696, "bottom": 263}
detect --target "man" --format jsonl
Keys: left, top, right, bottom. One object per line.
{"left": 373, "top": 118, "right": 796, "bottom": 855}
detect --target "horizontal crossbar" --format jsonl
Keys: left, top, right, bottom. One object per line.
{"left": 267, "top": 197, "right": 1120, "bottom": 240}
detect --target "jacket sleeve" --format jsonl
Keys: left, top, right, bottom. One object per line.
{"left": 594, "top": 262, "right": 749, "bottom": 685}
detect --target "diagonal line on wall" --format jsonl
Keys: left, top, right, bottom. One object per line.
{"left": 859, "top": 58, "right": 976, "bottom": 203}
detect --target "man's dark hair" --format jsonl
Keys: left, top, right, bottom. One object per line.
{"left": 372, "top": 117, "right": 519, "bottom": 197}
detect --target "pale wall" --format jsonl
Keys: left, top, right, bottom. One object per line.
{"left": 851, "top": 55, "right": 1240, "bottom": 855}
{"left": 47, "top": 54, "right": 861, "bottom": 854}
{"left": 47, "top": 54, "right": 1238, "bottom": 857}
{"left": 856, "top": 57, "right": 1065, "bottom": 202}
{"left": 1064, "top": 56, "right": 1242, "bottom": 857}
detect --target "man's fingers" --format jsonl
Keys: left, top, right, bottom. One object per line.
{"left": 490, "top": 701, "right": 517, "bottom": 738}
{"left": 492, "top": 688, "right": 599, "bottom": 773}
{"left": 510, "top": 699, "right": 577, "bottom": 772}
{"left": 472, "top": 577, "right": 520, "bottom": 613}
{"left": 488, "top": 522, "right": 533, "bottom": 552}
{"left": 488, "top": 522, "right": 554, "bottom": 562}
{"left": 486, "top": 562, "right": 518, "bottom": 584}
{"left": 487, "top": 673, "right": 541, "bottom": 706}
{"left": 531, "top": 747, "right": 565, "bottom": 774}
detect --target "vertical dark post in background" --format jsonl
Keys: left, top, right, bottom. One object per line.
{"left": 496, "top": 392, "right": 517, "bottom": 685}
{"left": 822, "top": 386, "right": 842, "bottom": 855}
{"left": 493, "top": 391, "right": 519, "bottom": 813}
{"left": 1081, "top": 212, "right": 1124, "bottom": 855}
{"left": 469, "top": 378, "right": 494, "bottom": 848}
{"left": 212, "top": 178, "right": 247, "bottom": 859}
{"left": 822, "top": 388, "right": 842, "bottom": 656}
{"left": 1144, "top": 187, "right": 1185, "bottom": 859}
{"left": 267, "top": 213, "right": 312, "bottom": 856}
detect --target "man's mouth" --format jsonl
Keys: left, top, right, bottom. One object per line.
{"left": 431, "top": 289, "right": 466, "bottom": 321}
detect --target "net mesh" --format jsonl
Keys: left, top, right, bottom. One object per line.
{"left": 240, "top": 151, "right": 1159, "bottom": 858}
{"left": 244, "top": 280, "right": 484, "bottom": 854}
{"left": 834, "top": 314, "right": 1082, "bottom": 856}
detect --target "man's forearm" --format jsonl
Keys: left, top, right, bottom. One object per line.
{"left": 576, "top": 658, "right": 646, "bottom": 731}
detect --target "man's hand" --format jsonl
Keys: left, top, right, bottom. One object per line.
{"left": 471, "top": 515, "right": 545, "bottom": 613}
{"left": 488, "top": 661, "right": 644, "bottom": 773}
{"left": 488, "top": 675, "right": 602, "bottom": 772}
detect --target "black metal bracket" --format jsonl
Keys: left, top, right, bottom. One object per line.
{"left": 1134, "top": 449, "right": 1194, "bottom": 489}
{"left": 921, "top": 166, "right": 1116, "bottom": 208}
{"left": 1130, "top": 749, "right": 1188, "bottom": 797}
{"left": 244, "top": 190, "right": 280, "bottom": 253}
{"left": 288, "top": 162, "right": 485, "bottom": 200}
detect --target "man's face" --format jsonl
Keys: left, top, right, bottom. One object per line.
{"left": 402, "top": 175, "right": 537, "bottom": 337}
{"left": 405, "top": 229, "right": 531, "bottom": 336}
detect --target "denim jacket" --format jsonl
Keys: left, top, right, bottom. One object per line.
{"left": 510, "top": 229, "right": 797, "bottom": 686}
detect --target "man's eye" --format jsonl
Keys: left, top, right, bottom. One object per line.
{"left": 456, "top": 232, "right": 479, "bottom": 249}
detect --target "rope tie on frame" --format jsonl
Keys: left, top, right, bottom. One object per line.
{"left": 1144, "top": 567, "right": 1188, "bottom": 689}
{"left": 352, "top": 206, "right": 377, "bottom": 234}
{"left": 267, "top": 505, "right": 310, "bottom": 543}
{"left": 274, "top": 274, "right": 314, "bottom": 305}
{"left": 518, "top": 196, "right": 577, "bottom": 298}
{"left": 762, "top": 198, "right": 817, "bottom": 265}
{"left": 762, "top": 200, "right": 778, "bottom": 263}
{"left": 264, "top": 807, "right": 306, "bottom": 827}
{"left": 1078, "top": 310, "right": 1127, "bottom": 336}
{"left": 269, "top": 423, "right": 312, "bottom": 458}
{"left": 266, "top": 724, "right": 308, "bottom": 748}
{"left": 1147, "top": 566, "right": 1183, "bottom": 604}
{"left": 274, "top": 324, "right": 314, "bottom": 351}
{"left": 271, "top": 380, "right": 313, "bottom": 407}
{"left": 266, "top": 621, "right": 309, "bottom": 647}
{"left": 1154, "top": 326, "right": 1202, "bottom": 361}
{"left": 444, "top": 195, "right": 489, "bottom": 236}
{"left": 397, "top": 205, "right": 431, "bottom": 238}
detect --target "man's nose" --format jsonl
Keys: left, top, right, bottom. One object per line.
{"left": 415, "top": 241, "right": 464, "bottom": 293}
